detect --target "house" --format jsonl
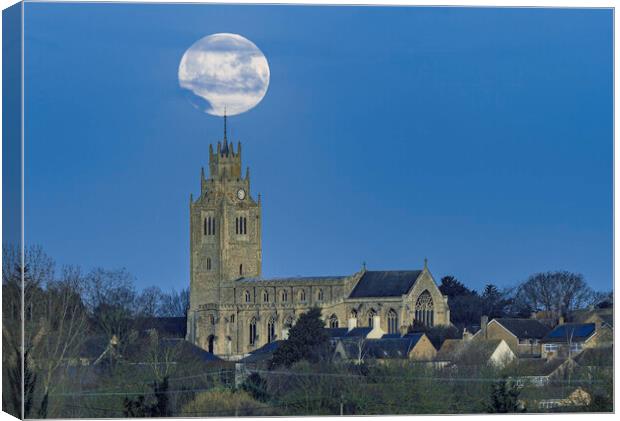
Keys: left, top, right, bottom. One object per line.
{"left": 540, "top": 322, "right": 612, "bottom": 359}
{"left": 333, "top": 332, "right": 436, "bottom": 363}
{"left": 473, "top": 316, "right": 550, "bottom": 357}
{"left": 435, "top": 338, "right": 516, "bottom": 368}
{"left": 509, "top": 357, "right": 575, "bottom": 387}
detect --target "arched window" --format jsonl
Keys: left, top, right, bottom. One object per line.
{"left": 299, "top": 289, "right": 306, "bottom": 302}
{"left": 317, "top": 289, "right": 324, "bottom": 301}
{"left": 387, "top": 309, "right": 398, "bottom": 334}
{"left": 206, "top": 257, "right": 212, "bottom": 270}
{"left": 367, "top": 309, "right": 377, "bottom": 327}
{"left": 263, "top": 291, "right": 269, "bottom": 303}
{"left": 244, "top": 290, "right": 251, "bottom": 303}
{"left": 267, "top": 317, "right": 276, "bottom": 343}
{"left": 329, "top": 314, "right": 339, "bottom": 328}
{"left": 239, "top": 264, "right": 243, "bottom": 276}
{"left": 281, "top": 290, "right": 288, "bottom": 302}
{"left": 415, "top": 290, "right": 434, "bottom": 327}
{"left": 350, "top": 309, "right": 358, "bottom": 320}
{"left": 249, "top": 318, "right": 257, "bottom": 346}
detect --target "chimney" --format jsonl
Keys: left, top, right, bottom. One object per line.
{"left": 347, "top": 317, "right": 357, "bottom": 332}
{"left": 462, "top": 328, "right": 472, "bottom": 341}
{"left": 368, "top": 315, "right": 385, "bottom": 339}
{"left": 481, "top": 315, "right": 489, "bottom": 339}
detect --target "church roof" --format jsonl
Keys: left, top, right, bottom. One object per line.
{"left": 348, "top": 270, "right": 422, "bottom": 298}
{"left": 237, "top": 275, "right": 347, "bottom": 284}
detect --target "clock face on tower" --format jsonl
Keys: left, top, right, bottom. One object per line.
{"left": 237, "top": 189, "right": 246, "bottom": 200}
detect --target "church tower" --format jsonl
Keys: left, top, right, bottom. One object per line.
{"left": 188, "top": 116, "right": 262, "bottom": 316}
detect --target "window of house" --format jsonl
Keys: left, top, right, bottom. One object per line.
{"left": 239, "top": 264, "right": 243, "bottom": 276}
{"left": 317, "top": 289, "right": 324, "bottom": 301}
{"left": 244, "top": 290, "right": 251, "bottom": 303}
{"left": 230, "top": 314, "right": 235, "bottom": 323}
{"left": 263, "top": 291, "right": 269, "bottom": 303}
{"left": 281, "top": 290, "right": 288, "bottom": 302}
{"left": 206, "top": 257, "right": 212, "bottom": 270}
{"left": 544, "top": 343, "right": 558, "bottom": 353}
{"left": 299, "top": 290, "right": 306, "bottom": 302}
{"left": 570, "top": 343, "right": 583, "bottom": 353}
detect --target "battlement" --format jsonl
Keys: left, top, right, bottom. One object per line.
{"left": 207, "top": 115, "right": 244, "bottom": 180}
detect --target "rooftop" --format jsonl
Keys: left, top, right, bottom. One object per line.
{"left": 348, "top": 270, "right": 423, "bottom": 298}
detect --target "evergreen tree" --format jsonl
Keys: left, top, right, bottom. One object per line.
{"left": 270, "top": 307, "right": 330, "bottom": 368}
{"left": 487, "top": 378, "right": 523, "bottom": 413}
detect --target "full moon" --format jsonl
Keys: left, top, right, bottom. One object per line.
{"left": 178, "top": 33, "right": 270, "bottom": 116}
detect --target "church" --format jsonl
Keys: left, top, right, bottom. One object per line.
{"left": 186, "top": 119, "right": 451, "bottom": 357}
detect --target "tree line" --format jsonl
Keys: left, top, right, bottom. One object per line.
{"left": 1, "top": 245, "right": 188, "bottom": 418}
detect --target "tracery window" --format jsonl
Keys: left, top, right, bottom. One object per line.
{"left": 249, "top": 318, "right": 257, "bottom": 345}
{"left": 244, "top": 290, "right": 251, "bottom": 303}
{"left": 317, "top": 289, "right": 324, "bottom": 301}
{"left": 329, "top": 314, "right": 339, "bottom": 328}
{"left": 299, "top": 289, "right": 306, "bottom": 302}
{"left": 415, "top": 290, "right": 434, "bottom": 327}
{"left": 235, "top": 216, "right": 248, "bottom": 235}
{"left": 367, "top": 309, "right": 377, "bottom": 327}
{"left": 205, "top": 217, "right": 216, "bottom": 235}
{"left": 267, "top": 317, "right": 276, "bottom": 343}
{"left": 263, "top": 290, "right": 269, "bottom": 303}
{"left": 281, "top": 290, "right": 288, "bottom": 302}
{"left": 387, "top": 309, "right": 399, "bottom": 334}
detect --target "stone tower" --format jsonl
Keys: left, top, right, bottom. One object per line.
{"left": 188, "top": 116, "right": 262, "bottom": 316}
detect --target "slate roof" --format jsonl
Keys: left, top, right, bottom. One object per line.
{"left": 237, "top": 276, "right": 346, "bottom": 284}
{"left": 573, "top": 346, "right": 613, "bottom": 367}
{"left": 241, "top": 340, "right": 284, "bottom": 363}
{"left": 348, "top": 270, "right": 422, "bottom": 298}
{"left": 492, "top": 318, "right": 551, "bottom": 339}
{"left": 134, "top": 317, "right": 187, "bottom": 338}
{"left": 337, "top": 335, "right": 425, "bottom": 360}
{"left": 542, "top": 323, "right": 596, "bottom": 343}
{"left": 345, "top": 327, "right": 373, "bottom": 338}
{"left": 325, "top": 328, "right": 349, "bottom": 339}
{"left": 436, "top": 339, "right": 507, "bottom": 365}
{"left": 509, "top": 357, "right": 570, "bottom": 376}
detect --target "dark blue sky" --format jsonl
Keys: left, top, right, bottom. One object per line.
{"left": 23, "top": 4, "right": 612, "bottom": 292}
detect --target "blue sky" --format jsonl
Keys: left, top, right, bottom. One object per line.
{"left": 22, "top": 4, "right": 612, "bottom": 293}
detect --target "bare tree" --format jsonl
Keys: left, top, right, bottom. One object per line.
{"left": 82, "top": 267, "right": 138, "bottom": 356}
{"left": 514, "top": 271, "right": 595, "bottom": 318}
{"left": 159, "top": 288, "right": 190, "bottom": 317}
{"left": 136, "top": 286, "right": 165, "bottom": 317}
{"left": 35, "top": 265, "right": 89, "bottom": 398}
